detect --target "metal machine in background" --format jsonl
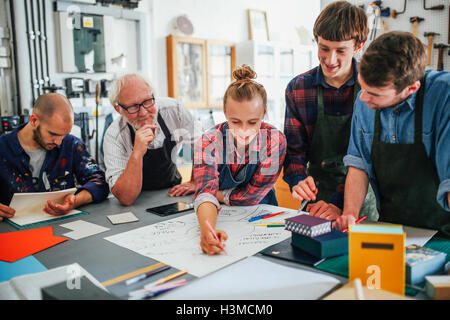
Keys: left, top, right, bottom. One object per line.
{"left": 54, "top": 10, "right": 106, "bottom": 73}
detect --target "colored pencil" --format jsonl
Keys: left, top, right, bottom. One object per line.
{"left": 262, "top": 211, "right": 286, "bottom": 219}
{"left": 248, "top": 213, "right": 271, "bottom": 222}
{"left": 144, "top": 269, "right": 188, "bottom": 289}
{"left": 205, "top": 220, "right": 228, "bottom": 255}
{"left": 253, "top": 223, "right": 285, "bottom": 226}
{"left": 342, "top": 216, "right": 367, "bottom": 233}
{"left": 125, "top": 265, "right": 170, "bottom": 286}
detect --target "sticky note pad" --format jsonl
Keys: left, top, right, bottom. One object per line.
{"left": 291, "top": 229, "right": 348, "bottom": 258}
{"left": 107, "top": 212, "right": 139, "bottom": 225}
{"left": 285, "top": 215, "right": 331, "bottom": 238}
{"left": 60, "top": 220, "right": 110, "bottom": 240}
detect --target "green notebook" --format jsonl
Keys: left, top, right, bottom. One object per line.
{"left": 6, "top": 210, "right": 90, "bottom": 230}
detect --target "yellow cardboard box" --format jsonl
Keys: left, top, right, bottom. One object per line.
{"left": 349, "top": 224, "right": 405, "bottom": 295}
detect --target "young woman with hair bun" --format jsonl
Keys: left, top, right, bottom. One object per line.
{"left": 193, "top": 65, "right": 287, "bottom": 255}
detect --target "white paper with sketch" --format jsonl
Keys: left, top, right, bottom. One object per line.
{"left": 105, "top": 205, "right": 304, "bottom": 277}
{"left": 156, "top": 256, "right": 341, "bottom": 300}
{"left": 8, "top": 188, "right": 81, "bottom": 226}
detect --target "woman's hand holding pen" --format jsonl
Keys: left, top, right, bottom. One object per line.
{"left": 200, "top": 228, "right": 228, "bottom": 256}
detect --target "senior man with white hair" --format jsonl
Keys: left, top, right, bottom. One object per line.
{"left": 103, "top": 73, "right": 202, "bottom": 206}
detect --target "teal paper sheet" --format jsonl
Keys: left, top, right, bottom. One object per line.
{"left": 6, "top": 210, "right": 89, "bottom": 230}
{"left": 0, "top": 256, "right": 48, "bottom": 282}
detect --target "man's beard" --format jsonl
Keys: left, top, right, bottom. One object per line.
{"left": 130, "top": 112, "right": 157, "bottom": 130}
{"left": 33, "top": 125, "right": 55, "bottom": 150}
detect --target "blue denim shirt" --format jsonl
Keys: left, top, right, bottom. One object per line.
{"left": 344, "top": 70, "right": 450, "bottom": 211}
{"left": 0, "top": 124, "right": 109, "bottom": 206}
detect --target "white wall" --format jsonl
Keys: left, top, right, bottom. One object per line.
{"left": 148, "top": 0, "right": 321, "bottom": 96}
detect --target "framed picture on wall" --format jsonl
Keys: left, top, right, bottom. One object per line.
{"left": 248, "top": 9, "right": 270, "bottom": 41}
{"left": 166, "top": 35, "right": 208, "bottom": 108}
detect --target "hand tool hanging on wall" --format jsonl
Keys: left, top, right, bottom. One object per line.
{"left": 433, "top": 43, "right": 449, "bottom": 71}
{"left": 423, "top": 0, "right": 444, "bottom": 11}
{"left": 380, "top": 7, "right": 390, "bottom": 17}
{"left": 409, "top": 16, "right": 424, "bottom": 37}
{"left": 369, "top": 3, "right": 381, "bottom": 40}
{"left": 382, "top": 20, "right": 389, "bottom": 34}
{"left": 424, "top": 32, "right": 440, "bottom": 66}
{"left": 392, "top": 0, "right": 407, "bottom": 19}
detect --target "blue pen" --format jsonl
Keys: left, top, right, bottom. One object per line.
{"left": 248, "top": 213, "right": 271, "bottom": 222}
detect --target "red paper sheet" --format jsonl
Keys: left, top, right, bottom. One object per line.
{"left": 0, "top": 227, "right": 67, "bottom": 262}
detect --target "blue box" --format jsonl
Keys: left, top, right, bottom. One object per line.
{"left": 405, "top": 245, "right": 447, "bottom": 285}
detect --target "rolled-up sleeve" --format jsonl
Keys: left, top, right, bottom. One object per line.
{"left": 283, "top": 83, "right": 309, "bottom": 190}
{"left": 435, "top": 92, "right": 450, "bottom": 211}
{"left": 193, "top": 129, "right": 223, "bottom": 213}
{"left": 344, "top": 99, "right": 370, "bottom": 174}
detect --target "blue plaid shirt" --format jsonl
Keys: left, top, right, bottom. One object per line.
{"left": 0, "top": 124, "right": 109, "bottom": 206}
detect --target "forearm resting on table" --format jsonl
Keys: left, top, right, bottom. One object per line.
{"left": 343, "top": 166, "right": 369, "bottom": 218}
{"left": 74, "top": 189, "right": 93, "bottom": 208}
{"left": 111, "top": 152, "right": 143, "bottom": 206}
{"left": 197, "top": 202, "right": 219, "bottom": 233}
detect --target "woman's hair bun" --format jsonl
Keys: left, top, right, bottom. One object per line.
{"left": 232, "top": 64, "right": 257, "bottom": 81}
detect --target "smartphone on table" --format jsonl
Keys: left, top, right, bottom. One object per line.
{"left": 146, "top": 201, "right": 194, "bottom": 217}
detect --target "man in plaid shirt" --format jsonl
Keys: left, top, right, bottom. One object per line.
{"left": 283, "top": 1, "right": 377, "bottom": 221}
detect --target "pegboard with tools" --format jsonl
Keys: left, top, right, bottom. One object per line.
{"left": 340, "top": 0, "right": 450, "bottom": 71}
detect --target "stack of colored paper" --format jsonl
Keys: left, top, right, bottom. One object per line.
{"left": 0, "top": 227, "right": 67, "bottom": 263}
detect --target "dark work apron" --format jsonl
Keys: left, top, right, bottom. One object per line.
{"left": 371, "top": 76, "right": 450, "bottom": 237}
{"left": 307, "top": 83, "right": 378, "bottom": 220}
{"left": 128, "top": 113, "right": 181, "bottom": 190}
{"left": 217, "top": 127, "right": 278, "bottom": 206}
{"left": 307, "top": 82, "right": 378, "bottom": 221}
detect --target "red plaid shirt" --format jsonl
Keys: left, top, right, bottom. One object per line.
{"left": 283, "top": 61, "right": 359, "bottom": 208}
{"left": 194, "top": 122, "right": 286, "bottom": 211}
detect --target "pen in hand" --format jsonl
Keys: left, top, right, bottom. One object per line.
{"left": 205, "top": 220, "right": 228, "bottom": 255}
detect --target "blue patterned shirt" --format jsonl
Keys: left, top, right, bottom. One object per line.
{"left": 0, "top": 124, "right": 109, "bottom": 206}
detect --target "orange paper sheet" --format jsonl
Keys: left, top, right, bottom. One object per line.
{"left": 0, "top": 227, "right": 67, "bottom": 262}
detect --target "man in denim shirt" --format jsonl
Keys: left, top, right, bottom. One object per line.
{"left": 0, "top": 93, "right": 109, "bottom": 221}
{"left": 335, "top": 32, "right": 450, "bottom": 237}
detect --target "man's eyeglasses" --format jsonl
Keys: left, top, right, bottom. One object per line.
{"left": 117, "top": 96, "right": 155, "bottom": 114}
